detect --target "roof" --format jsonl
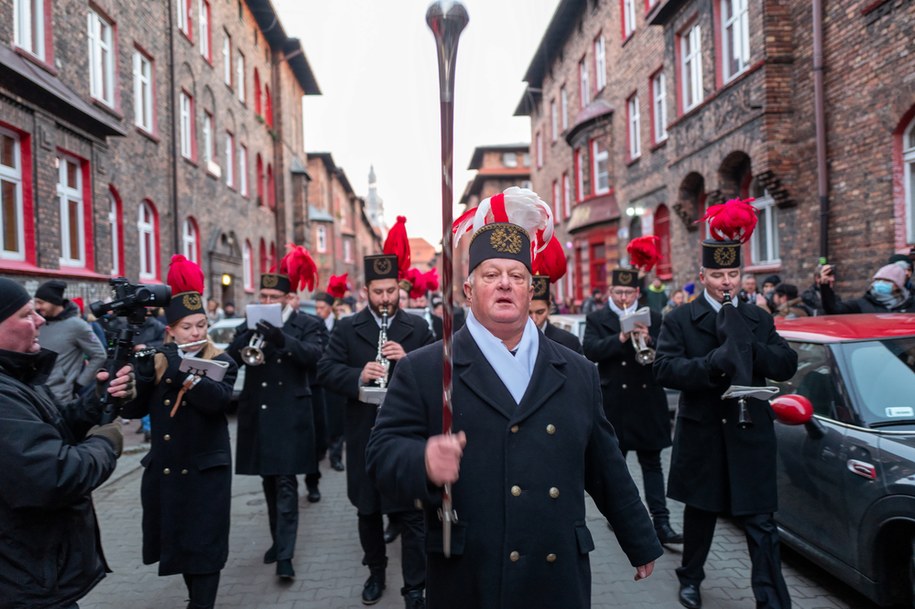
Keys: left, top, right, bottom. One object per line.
{"left": 468, "top": 143, "right": 529, "bottom": 169}
{"left": 775, "top": 313, "right": 915, "bottom": 342}
{"left": 245, "top": 0, "right": 320, "bottom": 94}
{"left": 308, "top": 205, "right": 334, "bottom": 222}
{"left": 647, "top": 0, "right": 691, "bottom": 26}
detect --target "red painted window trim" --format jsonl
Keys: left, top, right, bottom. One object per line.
{"left": 253, "top": 68, "right": 261, "bottom": 116}
{"left": 258, "top": 238, "right": 267, "bottom": 275}
{"left": 266, "top": 163, "right": 275, "bottom": 209}
{"left": 108, "top": 184, "right": 125, "bottom": 276}
{"left": 264, "top": 84, "right": 273, "bottom": 128}
{"left": 0, "top": 123, "right": 37, "bottom": 267}
{"left": 255, "top": 153, "right": 264, "bottom": 206}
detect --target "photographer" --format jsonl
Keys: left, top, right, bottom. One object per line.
{"left": 0, "top": 277, "right": 133, "bottom": 609}
{"left": 817, "top": 263, "right": 915, "bottom": 314}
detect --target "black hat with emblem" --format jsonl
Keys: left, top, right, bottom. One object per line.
{"left": 698, "top": 198, "right": 758, "bottom": 270}
{"left": 468, "top": 223, "right": 532, "bottom": 273}
{"left": 611, "top": 269, "right": 640, "bottom": 288}
{"left": 262, "top": 244, "right": 318, "bottom": 295}
{"left": 260, "top": 270, "right": 292, "bottom": 294}
{"left": 364, "top": 254, "right": 399, "bottom": 283}
{"left": 165, "top": 255, "right": 206, "bottom": 325}
{"left": 531, "top": 275, "right": 550, "bottom": 302}
{"left": 366, "top": 216, "right": 411, "bottom": 284}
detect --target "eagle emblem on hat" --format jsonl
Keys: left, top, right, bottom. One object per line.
{"left": 183, "top": 293, "right": 202, "bottom": 310}
{"left": 262, "top": 274, "right": 279, "bottom": 288}
{"left": 618, "top": 271, "right": 633, "bottom": 285}
{"left": 490, "top": 226, "right": 523, "bottom": 255}
{"left": 713, "top": 246, "right": 737, "bottom": 267}
{"left": 373, "top": 257, "right": 392, "bottom": 276}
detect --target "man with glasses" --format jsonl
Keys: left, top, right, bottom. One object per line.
{"left": 583, "top": 268, "right": 681, "bottom": 546}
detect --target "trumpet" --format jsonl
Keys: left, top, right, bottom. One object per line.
{"left": 631, "top": 330, "right": 655, "bottom": 366}
{"left": 241, "top": 332, "right": 265, "bottom": 366}
{"left": 375, "top": 306, "right": 391, "bottom": 388}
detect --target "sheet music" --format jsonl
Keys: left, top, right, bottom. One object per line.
{"left": 245, "top": 303, "right": 282, "bottom": 330}
{"left": 178, "top": 356, "right": 229, "bottom": 382}
{"left": 619, "top": 306, "right": 651, "bottom": 334}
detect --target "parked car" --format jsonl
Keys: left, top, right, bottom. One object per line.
{"left": 207, "top": 317, "right": 247, "bottom": 409}
{"left": 771, "top": 313, "right": 915, "bottom": 607}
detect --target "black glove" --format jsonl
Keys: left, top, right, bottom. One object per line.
{"left": 86, "top": 423, "right": 123, "bottom": 457}
{"left": 256, "top": 321, "right": 286, "bottom": 349}
{"left": 706, "top": 346, "right": 737, "bottom": 379}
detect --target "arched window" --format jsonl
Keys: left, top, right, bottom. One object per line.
{"left": 264, "top": 84, "right": 272, "bottom": 128}
{"left": 108, "top": 186, "right": 124, "bottom": 276}
{"left": 253, "top": 68, "right": 261, "bottom": 116}
{"left": 138, "top": 199, "right": 158, "bottom": 280}
{"left": 243, "top": 239, "right": 253, "bottom": 290}
{"left": 266, "top": 163, "right": 275, "bottom": 209}
{"left": 654, "top": 204, "right": 672, "bottom": 280}
{"left": 269, "top": 241, "right": 276, "bottom": 271}
{"left": 182, "top": 216, "right": 200, "bottom": 263}
{"left": 258, "top": 237, "right": 267, "bottom": 275}
{"left": 904, "top": 115, "right": 915, "bottom": 243}
{"left": 255, "top": 153, "right": 264, "bottom": 205}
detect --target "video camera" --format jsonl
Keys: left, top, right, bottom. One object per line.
{"left": 89, "top": 278, "right": 171, "bottom": 423}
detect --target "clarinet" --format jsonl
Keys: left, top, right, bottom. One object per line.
{"left": 375, "top": 307, "right": 391, "bottom": 389}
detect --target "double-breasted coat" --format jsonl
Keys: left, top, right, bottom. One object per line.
{"left": 365, "top": 327, "right": 663, "bottom": 609}
{"left": 317, "top": 308, "right": 433, "bottom": 514}
{"left": 227, "top": 311, "right": 325, "bottom": 476}
{"left": 543, "top": 320, "right": 583, "bottom": 354}
{"left": 582, "top": 307, "right": 671, "bottom": 451}
{"left": 124, "top": 341, "right": 237, "bottom": 575}
{"left": 653, "top": 294, "right": 798, "bottom": 515}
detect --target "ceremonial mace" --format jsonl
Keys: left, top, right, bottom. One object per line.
{"left": 426, "top": 0, "right": 468, "bottom": 559}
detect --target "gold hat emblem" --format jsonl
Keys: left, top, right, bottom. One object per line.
{"left": 262, "top": 274, "right": 279, "bottom": 288}
{"left": 490, "top": 226, "right": 523, "bottom": 255}
{"left": 182, "top": 293, "right": 202, "bottom": 310}
{"left": 373, "top": 257, "right": 393, "bottom": 276}
{"left": 618, "top": 271, "right": 633, "bottom": 285}
{"left": 713, "top": 246, "right": 738, "bottom": 267}
{"left": 532, "top": 276, "right": 549, "bottom": 299}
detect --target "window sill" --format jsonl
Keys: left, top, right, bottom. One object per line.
{"left": 626, "top": 155, "right": 642, "bottom": 167}
{"left": 650, "top": 138, "right": 668, "bottom": 153}
{"left": 13, "top": 46, "right": 57, "bottom": 75}
{"left": 182, "top": 156, "right": 198, "bottom": 167}
{"left": 92, "top": 98, "right": 123, "bottom": 120}
{"left": 136, "top": 126, "right": 160, "bottom": 143}
{"left": 0, "top": 260, "right": 110, "bottom": 280}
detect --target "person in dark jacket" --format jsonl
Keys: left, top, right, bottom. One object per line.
{"left": 654, "top": 203, "right": 799, "bottom": 609}
{"left": 317, "top": 251, "right": 434, "bottom": 608}
{"left": 124, "top": 256, "right": 237, "bottom": 609}
{"left": 529, "top": 274, "right": 582, "bottom": 353}
{"left": 0, "top": 277, "right": 131, "bottom": 609}
{"left": 227, "top": 248, "right": 326, "bottom": 581}
{"left": 583, "top": 267, "right": 681, "bottom": 546}
{"left": 817, "top": 262, "right": 915, "bottom": 314}
{"left": 366, "top": 188, "right": 662, "bottom": 609}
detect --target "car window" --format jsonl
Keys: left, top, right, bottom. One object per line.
{"left": 838, "top": 338, "right": 915, "bottom": 425}
{"left": 775, "top": 342, "right": 840, "bottom": 420}
{"left": 208, "top": 321, "right": 244, "bottom": 344}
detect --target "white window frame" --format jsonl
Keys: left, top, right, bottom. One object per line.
{"left": 0, "top": 128, "right": 25, "bottom": 261}
{"left": 652, "top": 71, "right": 668, "bottom": 143}
{"left": 592, "top": 139, "right": 610, "bottom": 194}
{"left": 560, "top": 86, "right": 569, "bottom": 131}
{"left": 14, "top": 0, "right": 45, "bottom": 60}
{"left": 681, "top": 24, "right": 703, "bottom": 111}
{"left": 623, "top": 0, "right": 636, "bottom": 39}
{"left": 236, "top": 51, "right": 246, "bottom": 103}
{"left": 552, "top": 180, "right": 560, "bottom": 220}
{"left": 107, "top": 191, "right": 119, "bottom": 275}
{"left": 57, "top": 155, "right": 85, "bottom": 267}
{"left": 182, "top": 218, "right": 198, "bottom": 263}
{"left": 223, "top": 31, "right": 232, "bottom": 87}
{"left": 243, "top": 240, "right": 253, "bottom": 290}
{"left": 575, "top": 148, "right": 584, "bottom": 202}
{"left": 316, "top": 225, "right": 327, "bottom": 253}
{"left": 536, "top": 132, "right": 543, "bottom": 168}
{"left": 176, "top": 0, "right": 189, "bottom": 36}
{"left": 88, "top": 10, "right": 115, "bottom": 107}
{"left": 579, "top": 58, "right": 590, "bottom": 108}
{"left": 198, "top": 0, "right": 210, "bottom": 60}
{"left": 594, "top": 35, "right": 606, "bottom": 91}
{"left": 343, "top": 238, "right": 353, "bottom": 263}
{"left": 238, "top": 143, "right": 248, "bottom": 196}
{"left": 138, "top": 201, "right": 156, "bottom": 280}
{"left": 628, "top": 94, "right": 641, "bottom": 159}
{"left": 750, "top": 190, "right": 779, "bottom": 265}
{"left": 722, "top": 0, "right": 750, "bottom": 83}
{"left": 904, "top": 118, "right": 915, "bottom": 243}
{"left": 133, "top": 50, "right": 154, "bottom": 132}
{"left": 550, "top": 99, "right": 558, "bottom": 142}
{"left": 562, "top": 172, "right": 571, "bottom": 219}
{"left": 225, "top": 132, "right": 235, "bottom": 187}
{"left": 179, "top": 91, "right": 193, "bottom": 159}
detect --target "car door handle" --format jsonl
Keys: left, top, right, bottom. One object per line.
{"left": 846, "top": 459, "right": 877, "bottom": 480}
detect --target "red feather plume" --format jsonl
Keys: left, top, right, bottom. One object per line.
{"left": 383, "top": 216, "right": 411, "bottom": 279}
{"left": 327, "top": 273, "right": 348, "bottom": 300}
{"left": 167, "top": 254, "right": 205, "bottom": 295}
{"left": 627, "top": 235, "right": 662, "bottom": 272}
{"left": 531, "top": 236, "right": 567, "bottom": 283}
{"left": 697, "top": 198, "right": 758, "bottom": 243}
{"left": 421, "top": 268, "right": 440, "bottom": 293}
{"left": 280, "top": 243, "right": 318, "bottom": 292}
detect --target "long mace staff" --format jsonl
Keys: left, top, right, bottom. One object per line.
{"left": 426, "top": 0, "right": 468, "bottom": 559}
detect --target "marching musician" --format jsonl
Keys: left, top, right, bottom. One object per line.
{"left": 123, "top": 255, "right": 238, "bottom": 609}
{"left": 653, "top": 199, "right": 798, "bottom": 609}
{"left": 317, "top": 217, "right": 433, "bottom": 608}
{"left": 226, "top": 246, "right": 326, "bottom": 581}
{"left": 582, "top": 237, "right": 681, "bottom": 546}
{"left": 529, "top": 275, "right": 582, "bottom": 353}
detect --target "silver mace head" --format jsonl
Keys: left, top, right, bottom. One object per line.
{"left": 426, "top": 1, "right": 469, "bottom": 103}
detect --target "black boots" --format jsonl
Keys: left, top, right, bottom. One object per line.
{"left": 384, "top": 516, "right": 403, "bottom": 544}
{"left": 263, "top": 545, "right": 277, "bottom": 564}
{"left": 276, "top": 559, "right": 295, "bottom": 580}
{"left": 656, "top": 520, "right": 684, "bottom": 545}
{"left": 362, "top": 565, "right": 386, "bottom": 605}
{"left": 403, "top": 588, "right": 425, "bottom": 609}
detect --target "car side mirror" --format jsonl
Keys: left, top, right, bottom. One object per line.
{"left": 771, "top": 394, "right": 814, "bottom": 425}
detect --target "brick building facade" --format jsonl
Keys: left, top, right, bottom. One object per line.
{"left": 0, "top": 0, "right": 320, "bottom": 311}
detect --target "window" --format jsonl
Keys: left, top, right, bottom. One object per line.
{"left": 222, "top": 32, "right": 232, "bottom": 87}
{"left": 238, "top": 143, "right": 248, "bottom": 196}
{"left": 255, "top": 153, "right": 264, "bottom": 204}
{"left": 560, "top": 86, "right": 569, "bottom": 131}
{"left": 654, "top": 204, "right": 672, "bottom": 279}
{"left": 722, "top": 0, "right": 750, "bottom": 82}
{"left": 264, "top": 85, "right": 273, "bottom": 128}
{"left": 243, "top": 240, "right": 253, "bottom": 290}
{"left": 107, "top": 188, "right": 122, "bottom": 275}
{"left": 198, "top": 0, "right": 211, "bottom": 61}
{"left": 266, "top": 164, "right": 275, "bottom": 209}
{"left": 651, "top": 71, "right": 668, "bottom": 143}
{"left": 203, "top": 111, "right": 219, "bottom": 175}
{"left": 225, "top": 132, "right": 234, "bottom": 187}
{"left": 592, "top": 139, "right": 609, "bottom": 194}
{"left": 750, "top": 188, "right": 779, "bottom": 265}
{"left": 316, "top": 225, "right": 327, "bottom": 253}
{"left": 14, "top": 0, "right": 46, "bottom": 60}
{"left": 88, "top": 10, "right": 115, "bottom": 107}
{"left": 343, "top": 238, "right": 352, "bottom": 263}
{"left": 236, "top": 51, "right": 246, "bottom": 103}
{"left": 552, "top": 180, "right": 560, "bottom": 221}
{"left": 0, "top": 128, "right": 25, "bottom": 261}
{"left": 182, "top": 217, "right": 199, "bottom": 263}
{"left": 502, "top": 152, "right": 517, "bottom": 167}
{"left": 253, "top": 69, "right": 261, "bottom": 115}
{"left": 138, "top": 200, "right": 158, "bottom": 280}
{"left": 562, "top": 172, "right": 571, "bottom": 219}
{"left": 594, "top": 35, "right": 606, "bottom": 91}
{"left": 176, "top": 0, "right": 191, "bottom": 38}
{"left": 681, "top": 24, "right": 703, "bottom": 111}
{"left": 579, "top": 58, "right": 590, "bottom": 108}
{"left": 536, "top": 132, "right": 543, "bottom": 168}
{"left": 57, "top": 155, "right": 86, "bottom": 267}
{"left": 628, "top": 94, "right": 641, "bottom": 159}
{"left": 133, "top": 50, "right": 154, "bottom": 132}
{"left": 550, "top": 99, "right": 558, "bottom": 142}
{"left": 574, "top": 148, "right": 584, "bottom": 202}
{"left": 622, "top": 0, "right": 636, "bottom": 39}
{"left": 258, "top": 238, "right": 267, "bottom": 274}
{"left": 179, "top": 91, "right": 194, "bottom": 159}
{"left": 905, "top": 117, "right": 915, "bottom": 243}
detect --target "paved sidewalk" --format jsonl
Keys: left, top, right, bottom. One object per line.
{"left": 82, "top": 418, "right": 873, "bottom": 609}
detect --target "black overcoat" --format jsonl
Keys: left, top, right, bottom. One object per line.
{"left": 653, "top": 294, "right": 798, "bottom": 515}
{"left": 543, "top": 320, "right": 583, "bottom": 353}
{"left": 365, "top": 328, "right": 663, "bottom": 609}
{"left": 582, "top": 308, "right": 670, "bottom": 451}
{"left": 227, "top": 311, "right": 325, "bottom": 475}
{"left": 123, "top": 342, "right": 237, "bottom": 575}
{"left": 317, "top": 308, "right": 433, "bottom": 514}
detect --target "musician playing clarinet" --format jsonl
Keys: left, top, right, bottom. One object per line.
{"left": 653, "top": 199, "right": 798, "bottom": 609}
{"left": 317, "top": 218, "right": 433, "bottom": 608}
{"left": 124, "top": 255, "right": 238, "bottom": 609}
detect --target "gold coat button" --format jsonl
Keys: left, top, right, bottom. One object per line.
{"left": 621, "top": 361, "right": 627, "bottom": 366}
{"left": 510, "top": 425, "right": 519, "bottom": 433}
{"left": 621, "top": 384, "right": 627, "bottom": 389}
{"left": 261, "top": 381, "right": 268, "bottom": 388}
{"left": 546, "top": 424, "right": 556, "bottom": 435}
{"left": 261, "top": 404, "right": 268, "bottom": 409}
{"left": 549, "top": 487, "right": 559, "bottom": 499}
{"left": 164, "top": 434, "right": 171, "bottom": 441}
{"left": 510, "top": 551, "right": 520, "bottom": 562}
{"left": 722, "top": 418, "right": 727, "bottom": 424}
{"left": 278, "top": 381, "right": 283, "bottom": 386}
{"left": 546, "top": 553, "right": 557, "bottom": 563}
{"left": 165, "top": 378, "right": 173, "bottom": 384}
{"left": 163, "top": 468, "right": 171, "bottom": 475}
{"left": 276, "top": 358, "right": 282, "bottom": 364}
{"left": 642, "top": 383, "right": 647, "bottom": 389}
{"left": 181, "top": 469, "right": 188, "bottom": 475}
{"left": 164, "top": 399, "right": 171, "bottom": 406}
{"left": 181, "top": 401, "right": 187, "bottom": 407}
{"left": 511, "top": 485, "right": 521, "bottom": 497}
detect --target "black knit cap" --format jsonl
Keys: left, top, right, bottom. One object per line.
{"left": 0, "top": 278, "right": 31, "bottom": 324}
{"left": 35, "top": 279, "right": 66, "bottom": 306}
{"left": 532, "top": 275, "right": 550, "bottom": 302}
{"left": 468, "top": 222, "right": 532, "bottom": 273}
{"left": 701, "top": 239, "right": 742, "bottom": 269}
{"left": 364, "top": 254, "right": 398, "bottom": 283}
{"left": 611, "top": 268, "right": 640, "bottom": 288}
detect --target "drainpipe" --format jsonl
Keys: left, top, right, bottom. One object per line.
{"left": 813, "top": 0, "right": 829, "bottom": 260}
{"left": 167, "top": 0, "right": 180, "bottom": 266}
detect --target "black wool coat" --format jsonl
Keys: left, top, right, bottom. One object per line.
{"left": 124, "top": 342, "right": 237, "bottom": 575}
{"left": 366, "top": 328, "right": 663, "bottom": 609}
{"left": 227, "top": 311, "right": 325, "bottom": 475}
{"left": 582, "top": 307, "right": 671, "bottom": 451}
{"left": 653, "top": 294, "right": 798, "bottom": 515}
{"left": 543, "top": 320, "right": 583, "bottom": 354}
{"left": 317, "top": 308, "right": 433, "bottom": 514}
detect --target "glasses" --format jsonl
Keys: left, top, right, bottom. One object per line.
{"left": 259, "top": 293, "right": 285, "bottom": 303}
{"left": 611, "top": 289, "right": 637, "bottom": 297}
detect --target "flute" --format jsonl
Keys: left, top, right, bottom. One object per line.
{"left": 175, "top": 338, "right": 208, "bottom": 350}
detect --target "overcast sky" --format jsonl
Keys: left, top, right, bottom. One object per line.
{"left": 272, "top": 0, "right": 560, "bottom": 245}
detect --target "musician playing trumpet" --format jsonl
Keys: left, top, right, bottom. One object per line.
{"left": 582, "top": 237, "right": 683, "bottom": 546}
{"left": 123, "top": 255, "right": 238, "bottom": 609}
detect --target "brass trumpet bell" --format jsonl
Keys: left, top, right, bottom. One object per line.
{"left": 241, "top": 333, "right": 265, "bottom": 366}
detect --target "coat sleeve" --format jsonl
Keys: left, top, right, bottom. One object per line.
{"left": 226, "top": 324, "right": 254, "bottom": 366}
{"left": 119, "top": 350, "right": 158, "bottom": 419}
{"left": 820, "top": 283, "right": 860, "bottom": 314}
{"left": 582, "top": 312, "right": 626, "bottom": 363}
{"left": 317, "top": 319, "right": 363, "bottom": 400}
{"left": 182, "top": 353, "right": 238, "bottom": 415}
{"left": 282, "top": 315, "right": 324, "bottom": 368}
{"left": 75, "top": 321, "right": 108, "bottom": 389}
{"left": 653, "top": 312, "right": 725, "bottom": 391}
{"left": 751, "top": 319, "right": 798, "bottom": 382}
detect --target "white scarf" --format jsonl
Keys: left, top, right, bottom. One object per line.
{"left": 607, "top": 298, "right": 637, "bottom": 318}
{"left": 465, "top": 310, "right": 538, "bottom": 405}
